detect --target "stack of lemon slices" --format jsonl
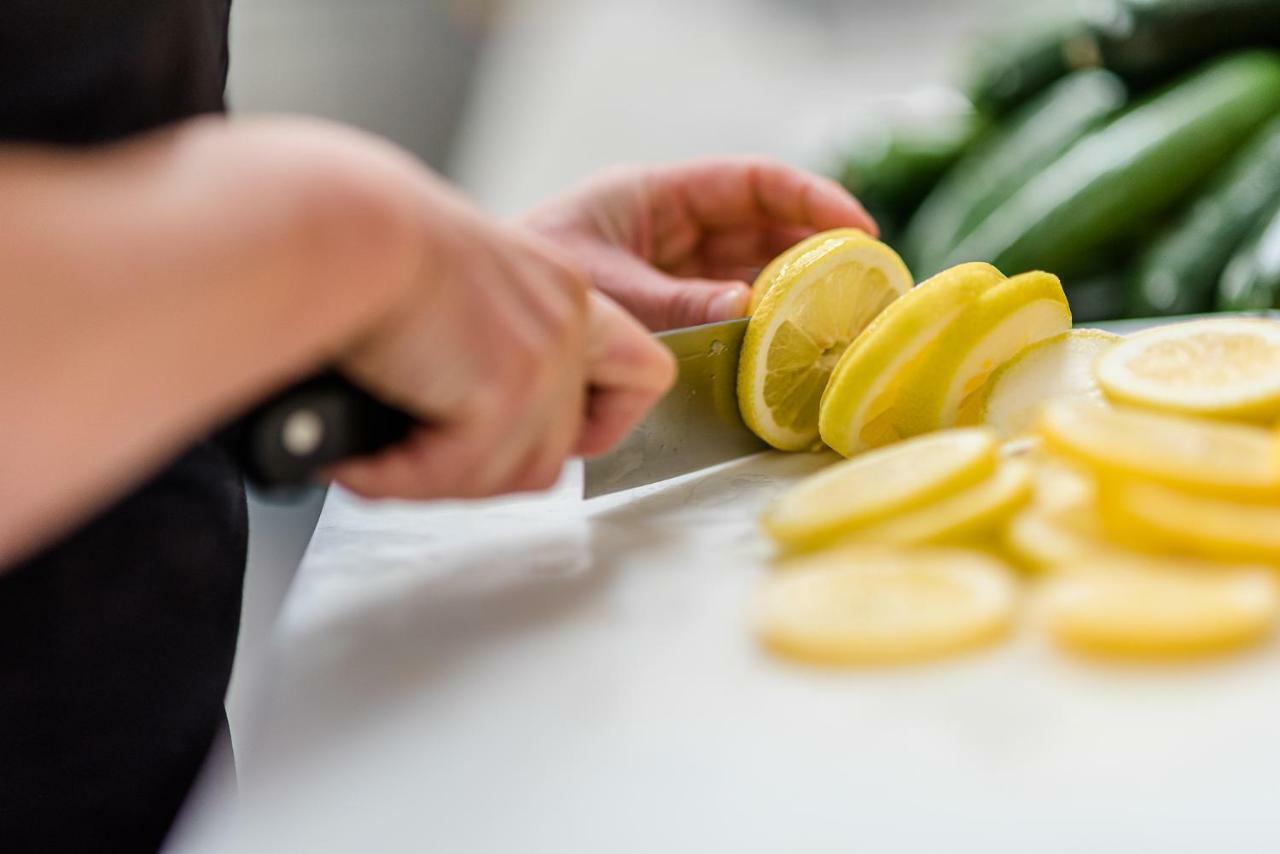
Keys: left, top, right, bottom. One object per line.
{"left": 739, "top": 234, "right": 1280, "bottom": 667}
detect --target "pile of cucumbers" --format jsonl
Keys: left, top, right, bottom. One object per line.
{"left": 836, "top": 0, "right": 1280, "bottom": 320}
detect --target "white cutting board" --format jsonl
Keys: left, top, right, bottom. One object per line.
{"left": 183, "top": 449, "right": 1280, "bottom": 854}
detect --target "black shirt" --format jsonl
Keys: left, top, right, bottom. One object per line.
{"left": 0, "top": 3, "right": 247, "bottom": 852}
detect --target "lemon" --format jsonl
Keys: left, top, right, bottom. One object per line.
{"left": 757, "top": 547, "right": 1016, "bottom": 665}
{"left": 737, "top": 232, "right": 911, "bottom": 450}
{"left": 747, "top": 228, "right": 871, "bottom": 314}
{"left": 1036, "top": 400, "right": 1280, "bottom": 502}
{"left": 977, "top": 329, "right": 1121, "bottom": 437}
{"left": 1003, "top": 462, "right": 1121, "bottom": 572}
{"left": 1029, "top": 460, "right": 1095, "bottom": 513}
{"left": 1041, "top": 557, "right": 1279, "bottom": 659}
{"left": 838, "top": 459, "right": 1032, "bottom": 547}
{"left": 1100, "top": 479, "right": 1280, "bottom": 565}
{"left": 818, "top": 262, "right": 1004, "bottom": 456}
{"left": 1095, "top": 317, "right": 1280, "bottom": 422}
{"left": 1003, "top": 497, "right": 1139, "bottom": 573}
{"left": 895, "top": 271, "right": 1072, "bottom": 437}
{"left": 763, "top": 428, "right": 998, "bottom": 551}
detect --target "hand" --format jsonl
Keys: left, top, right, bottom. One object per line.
{"left": 522, "top": 156, "right": 878, "bottom": 331}
{"left": 329, "top": 186, "right": 675, "bottom": 501}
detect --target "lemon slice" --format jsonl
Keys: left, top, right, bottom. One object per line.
{"left": 839, "top": 459, "right": 1032, "bottom": 547}
{"left": 1037, "top": 401, "right": 1280, "bottom": 502}
{"left": 977, "top": 329, "right": 1121, "bottom": 436}
{"left": 818, "top": 262, "right": 1004, "bottom": 456}
{"left": 763, "top": 428, "right": 998, "bottom": 551}
{"left": 737, "top": 232, "right": 911, "bottom": 450}
{"left": 1041, "top": 557, "right": 1279, "bottom": 659}
{"left": 895, "top": 271, "right": 1072, "bottom": 437}
{"left": 1096, "top": 317, "right": 1280, "bottom": 421}
{"left": 747, "top": 228, "right": 870, "bottom": 314}
{"left": 757, "top": 547, "right": 1016, "bottom": 665}
{"left": 1101, "top": 479, "right": 1280, "bottom": 565}
{"left": 1005, "top": 503, "right": 1123, "bottom": 572}
{"left": 1030, "top": 460, "right": 1095, "bottom": 513}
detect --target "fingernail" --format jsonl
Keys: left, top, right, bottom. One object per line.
{"left": 709, "top": 286, "right": 750, "bottom": 322}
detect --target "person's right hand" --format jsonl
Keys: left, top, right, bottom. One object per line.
{"left": 329, "top": 182, "right": 675, "bottom": 501}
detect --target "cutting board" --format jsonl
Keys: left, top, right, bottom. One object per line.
{"left": 185, "top": 399, "right": 1280, "bottom": 853}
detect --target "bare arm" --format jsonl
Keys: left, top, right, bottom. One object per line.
{"left": 0, "top": 115, "right": 675, "bottom": 568}
{"left": 0, "top": 117, "right": 434, "bottom": 563}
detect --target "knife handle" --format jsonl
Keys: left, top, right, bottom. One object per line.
{"left": 229, "top": 372, "right": 415, "bottom": 494}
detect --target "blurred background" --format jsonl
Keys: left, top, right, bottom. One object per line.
{"left": 227, "top": 0, "right": 1280, "bottom": 326}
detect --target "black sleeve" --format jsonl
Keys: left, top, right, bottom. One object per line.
{"left": 0, "top": 3, "right": 248, "bottom": 853}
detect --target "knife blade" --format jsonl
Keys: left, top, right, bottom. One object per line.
{"left": 583, "top": 317, "right": 765, "bottom": 498}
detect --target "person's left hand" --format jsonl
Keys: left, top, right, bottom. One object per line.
{"left": 522, "top": 156, "right": 878, "bottom": 331}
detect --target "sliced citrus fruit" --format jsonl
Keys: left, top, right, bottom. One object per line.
{"left": 1036, "top": 400, "right": 1280, "bottom": 502}
{"left": 1041, "top": 557, "right": 1279, "bottom": 659}
{"left": 1030, "top": 460, "right": 1095, "bottom": 513}
{"left": 895, "top": 271, "right": 1072, "bottom": 437}
{"left": 758, "top": 547, "right": 1016, "bottom": 665}
{"left": 1095, "top": 317, "right": 1280, "bottom": 421}
{"left": 838, "top": 459, "right": 1032, "bottom": 547}
{"left": 977, "top": 328, "right": 1121, "bottom": 436}
{"left": 737, "top": 232, "right": 911, "bottom": 450}
{"left": 818, "top": 262, "right": 1004, "bottom": 456}
{"left": 747, "top": 228, "right": 871, "bottom": 314}
{"left": 1100, "top": 479, "right": 1280, "bottom": 565}
{"left": 1004, "top": 503, "right": 1123, "bottom": 573}
{"left": 762, "top": 428, "right": 998, "bottom": 551}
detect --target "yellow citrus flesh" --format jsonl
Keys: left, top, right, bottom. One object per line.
{"left": 758, "top": 547, "right": 1017, "bottom": 665}
{"left": 1096, "top": 317, "right": 1280, "bottom": 422}
{"left": 762, "top": 428, "right": 998, "bottom": 552}
{"left": 895, "top": 271, "right": 1072, "bottom": 437}
{"left": 978, "top": 328, "right": 1121, "bottom": 436}
{"left": 1100, "top": 479, "right": 1280, "bottom": 565}
{"left": 838, "top": 459, "right": 1033, "bottom": 547}
{"left": 1036, "top": 400, "right": 1280, "bottom": 502}
{"left": 818, "top": 262, "right": 1004, "bottom": 457}
{"left": 748, "top": 228, "right": 871, "bottom": 314}
{"left": 1041, "top": 557, "right": 1279, "bottom": 659}
{"left": 737, "top": 232, "right": 911, "bottom": 450}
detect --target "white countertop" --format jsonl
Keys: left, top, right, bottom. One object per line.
{"left": 181, "top": 451, "right": 1280, "bottom": 854}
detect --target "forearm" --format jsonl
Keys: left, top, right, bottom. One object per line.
{"left": 0, "top": 116, "right": 427, "bottom": 565}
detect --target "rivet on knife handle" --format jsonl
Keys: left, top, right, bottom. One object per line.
{"left": 230, "top": 372, "right": 415, "bottom": 494}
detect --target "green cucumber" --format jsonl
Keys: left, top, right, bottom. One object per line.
{"left": 965, "top": 13, "right": 1103, "bottom": 115}
{"left": 967, "top": 0, "right": 1280, "bottom": 115}
{"left": 1130, "top": 116, "right": 1280, "bottom": 316}
{"left": 835, "top": 97, "right": 982, "bottom": 242}
{"left": 1218, "top": 198, "right": 1280, "bottom": 310}
{"left": 943, "top": 52, "right": 1280, "bottom": 279}
{"left": 904, "top": 69, "right": 1126, "bottom": 277}
{"left": 1094, "top": 0, "right": 1280, "bottom": 87}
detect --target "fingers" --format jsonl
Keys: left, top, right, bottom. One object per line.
{"left": 659, "top": 155, "right": 878, "bottom": 236}
{"left": 693, "top": 223, "right": 815, "bottom": 273}
{"left": 576, "top": 291, "right": 676, "bottom": 456}
{"left": 590, "top": 249, "right": 751, "bottom": 330}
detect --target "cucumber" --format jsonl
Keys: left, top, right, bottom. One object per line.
{"left": 968, "top": 0, "right": 1280, "bottom": 115}
{"left": 1094, "top": 0, "right": 1280, "bottom": 87}
{"left": 1218, "top": 198, "right": 1280, "bottom": 310}
{"left": 943, "top": 52, "right": 1280, "bottom": 280}
{"left": 1130, "top": 116, "right": 1280, "bottom": 316}
{"left": 835, "top": 96, "right": 982, "bottom": 242}
{"left": 965, "top": 13, "right": 1103, "bottom": 115}
{"left": 904, "top": 69, "right": 1127, "bottom": 277}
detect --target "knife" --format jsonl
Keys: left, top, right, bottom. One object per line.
{"left": 236, "top": 311, "right": 1279, "bottom": 498}
{"left": 230, "top": 318, "right": 760, "bottom": 498}
{"left": 582, "top": 317, "right": 762, "bottom": 497}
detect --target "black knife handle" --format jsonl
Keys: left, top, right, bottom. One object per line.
{"left": 229, "top": 372, "right": 415, "bottom": 494}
